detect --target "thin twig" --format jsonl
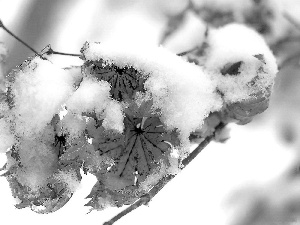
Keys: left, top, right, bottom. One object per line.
{"left": 103, "top": 175, "right": 175, "bottom": 225}
{"left": 177, "top": 47, "right": 198, "bottom": 56}
{"left": 50, "top": 50, "right": 81, "bottom": 57}
{"left": 182, "top": 123, "right": 226, "bottom": 166}
{"left": 0, "top": 20, "right": 47, "bottom": 60}
{"left": 103, "top": 122, "right": 227, "bottom": 225}
{"left": 41, "top": 44, "right": 81, "bottom": 57}
{"left": 47, "top": 47, "right": 81, "bottom": 57}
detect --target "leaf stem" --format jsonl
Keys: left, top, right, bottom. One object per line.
{"left": 182, "top": 123, "right": 226, "bottom": 167}
{"left": 0, "top": 20, "right": 47, "bottom": 60}
{"left": 103, "top": 122, "right": 227, "bottom": 225}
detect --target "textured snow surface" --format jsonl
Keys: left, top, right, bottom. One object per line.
{"left": 83, "top": 24, "right": 277, "bottom": 138}
{"left": 0, "top": 118, "right": 14, "bottom": 153}
{"left": 83, "top": 42, "right": 223, "bottom": 140}
{"left": 204, "top": 24, "right": 278, "bottom": 103}
{"left": 66, "top": 76, "right": 111, "bottom": 114}
{"left": 17, "top": 140, "right": 57, "bottom": 190}
{"left": 9, "top": 58, "right": 76, "bottom": 138}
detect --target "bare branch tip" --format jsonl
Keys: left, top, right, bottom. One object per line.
{"left": 103, "top": 222, "right": 113, "bottom": 225}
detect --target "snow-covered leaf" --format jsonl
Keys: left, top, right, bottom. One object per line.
{"left": 83, "top": 59, "right": 145, "bottom": 101}
{"left": 221, "top": 61, "right": 243, "bottom": 76}
{"left": 5, "top": 160, "right": 81, "bottom": 214}
{"left": 91, "top": 115, "right": 180, "bottom": 187}
{"left": 226, "top": 90, "right": 270, "bottom": 124}
{"left": 85, "top": 180, "right": 143, "bottom": 210}
{"left": 59, "top": 137, "right": 114, "bottom": 173}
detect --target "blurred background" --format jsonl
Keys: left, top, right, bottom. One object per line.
{"left": 0, "top": 0, "right": 300, "bottom": 224}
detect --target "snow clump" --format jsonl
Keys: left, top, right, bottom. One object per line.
{"left": 82, "top": 42, "right": 223, "bottom": 142}
{"left": 204, "top": 23, "right": 278, "bottom": 103}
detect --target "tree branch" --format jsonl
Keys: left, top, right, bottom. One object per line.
{"left": 41, "top": 44, "right": 81, "bottom": 57}
{"left": 0, "top": 20, "right": 47, "bottom": 60}
{"left": 103, "top": 122, "right": 227, "bottom": 225}
{"left": 177, "top": 47, "right": 199, "bottom": 56}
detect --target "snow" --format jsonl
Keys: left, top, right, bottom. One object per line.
{"left": 0, "top": 118, "right": 14, "bottom": 153}
{"left": 0, "top": 101, "right": 9, "bottom": 115}
{"left": 66, "top": 76, "right": 111, "bottom": 114}
{"left": 54, "top": 170, "right": 80, "bottom": 193}
{"left": 205, "top": 24, "right": 277, "bottom": 74}
{"left": 18, "top": 140, "right": 56, "bottom": 170}
{"left": 17, "top": 140, "right": 57, "bottom": 190}
{"left": 66, "top": 76, "right": 125, "bottom": 133}
{"left": 60, "top": 112, "right": 87, "bottom": 139}
{"left": 102, "top": 100, "right": 124, "bottom": 133}
{"left": 204, "top": 23, "right": 278, "bottom": 103}
{"left": 83, "top": 42, "right": 223, "bottom": 141}
{"left": 0, "top": 119, "right": 292, "bottom": 225}
{"left": 0, "top": 0, "right": 296, "bottom": 223}
{"left": 82, "top": 33, "right": 277, "bottom": 142}
{"left": 9, "top": 58, "right": 76, "bottom": 138}
{"left": 0, "top": 18, "right": 278, "bottom": 223}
